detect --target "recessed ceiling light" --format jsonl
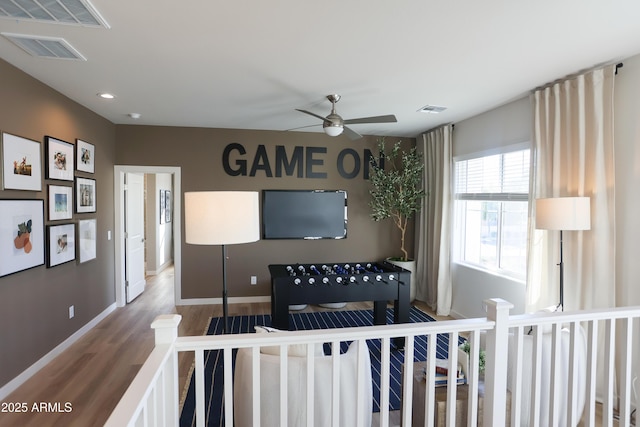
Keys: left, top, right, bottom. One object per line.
{"left": 418, "top": 104, "right": 447, "bottom": 114}
{"left": 98, "top": 93, "right": 115, "bottom": 99}
{"left": 128, "top": 113, "right": 141, "bottom": 119}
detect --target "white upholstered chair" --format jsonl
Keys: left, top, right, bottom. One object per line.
{"left": 233, "top": 338, "right": 373, "bottom": 427}
{"left": 507, "top": 325, "right": 587, "bottom": 426}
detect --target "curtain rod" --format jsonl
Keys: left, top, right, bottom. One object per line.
{"left": 616, "top": 62, "right": 623, "bottom": 75}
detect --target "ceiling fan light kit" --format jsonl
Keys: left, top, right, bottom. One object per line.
{"left": 296, "top": 94, "right": 397, "bottom": 140}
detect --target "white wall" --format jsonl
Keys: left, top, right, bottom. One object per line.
{"left": 450, "top": 96, "right": 532, "bottom": 318}
{"left": 145, "top": 173, "right": 173, "bottom": 275}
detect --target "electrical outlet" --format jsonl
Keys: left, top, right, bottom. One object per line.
{"left": 69, "top": 305, "right": 75, "bottom": 319}
{"left": 250, "top": 276, "right": 257, "bottom": 285}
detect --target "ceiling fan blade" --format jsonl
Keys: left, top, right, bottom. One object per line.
{"left": 343, "top": 126, "right": 363, "bottom": 140}
{"left": 295, "top": 109, "right": 328, "bottom": 123}
{"left": 343, "top": 114, "right": 397, "bottom": 125}
{"left": 286, "top": 123, "right": 321, "bottom": 131}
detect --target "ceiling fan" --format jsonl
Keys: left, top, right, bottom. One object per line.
{"left": 295, "top": 94, "right": 397, "bottom": 140}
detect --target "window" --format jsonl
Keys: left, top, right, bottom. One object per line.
{"left": 453, "top": 148, "right": 530, "bottom": 278}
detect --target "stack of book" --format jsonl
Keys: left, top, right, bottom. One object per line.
{"left": 423, "top": 358, "right": 466, "bottom": 386}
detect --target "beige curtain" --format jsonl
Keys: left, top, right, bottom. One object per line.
{"left": 415, "top": 125, "right": 452, "bottom": 315}
{"left": 527, "top": 65, "right": 616, "bottom": 312}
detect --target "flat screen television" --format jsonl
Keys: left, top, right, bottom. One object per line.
{"left": 262, "top": 190, "right": 347, "bottom": 239}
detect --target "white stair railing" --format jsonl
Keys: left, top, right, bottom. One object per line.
{"left": 105, "top": 300, "right": 640, "bottom": 427}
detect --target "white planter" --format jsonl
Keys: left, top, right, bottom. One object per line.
{"left": 386, "top": 258, "right": 416, "bottom": 302}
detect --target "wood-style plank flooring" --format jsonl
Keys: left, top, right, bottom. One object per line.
{"left": 0, "top": 266, "right": 446, "bottom": 427}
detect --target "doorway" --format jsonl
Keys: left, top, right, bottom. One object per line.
{"left": 114, "top": 165, "right": 182, "bottom": 307}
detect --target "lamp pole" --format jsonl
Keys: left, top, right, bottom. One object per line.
{"left": 221, "top": 244, "right": 229, "bottom": 333}
{"left": 558, "top": 230, "right": 564, "bottom": 312}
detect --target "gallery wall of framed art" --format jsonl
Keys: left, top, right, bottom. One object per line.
{"left": 1, "top": 131, "right": 100, "bottom": 270}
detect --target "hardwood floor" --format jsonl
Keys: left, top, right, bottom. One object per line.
{"left": 0, "top": 266, "right": 444, "bottom": 427}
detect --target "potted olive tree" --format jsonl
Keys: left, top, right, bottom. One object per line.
{"left": 369, "top": 138, "right": 425, "bottom": 301}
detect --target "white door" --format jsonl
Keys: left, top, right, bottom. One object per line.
{"left": 125, "top": 173, "right": 146, "bottom": 303}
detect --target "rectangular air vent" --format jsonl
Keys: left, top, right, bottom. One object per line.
{"left": 2, "top": 33, "right": 86, "bottom": 60}
{"left": 0, "top": 0, "right": 109, "bottom": 28}
{"left": 418, "top": 104, "right": 448, "bottom": 114}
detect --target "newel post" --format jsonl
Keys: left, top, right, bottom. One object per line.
{"left": 483, "top": 298, "right": 513, "bottom": 427}
{"left": 151, "top": 314, "right": 182, "bottom": 344}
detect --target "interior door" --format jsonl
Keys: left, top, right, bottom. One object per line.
{"left": 125, "top": 172, "right": 146, "bottom": 303}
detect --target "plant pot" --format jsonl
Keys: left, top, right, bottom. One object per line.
{"left": 386, "top": 258, "right": 416, "bottom": 302}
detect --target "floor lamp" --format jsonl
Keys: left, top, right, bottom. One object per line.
{"left": 185, "top": 191, "right": 260, "bottom": 333}
{"left": 535, "top": 197, "right": 591, "bottom": 311}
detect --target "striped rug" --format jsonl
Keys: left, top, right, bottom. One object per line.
{"left": 179, "top": 306, "right": 464, "bottom": 427}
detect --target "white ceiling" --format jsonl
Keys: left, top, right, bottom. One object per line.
{"left": 2, "top": 1, "right": 640, "bottom": 139}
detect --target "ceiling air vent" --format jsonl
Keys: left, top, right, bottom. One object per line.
{"left": 418, "top": 104, "right": 447, "bottom": 114}
{"left": 0, "top": 0, "right": 109, "bottom": 28}
{"left": 2, "top": 33, "right": 86, "bottom": 60}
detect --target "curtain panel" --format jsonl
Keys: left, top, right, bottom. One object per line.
{"left": 527, "top": 65, "right": 616, "bottom": 312}
{"left": 415, "top": 125, "right": 453, "bottom": 315}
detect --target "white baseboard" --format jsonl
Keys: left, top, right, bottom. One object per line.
{"left": 0, "top": 303, "right": 117, "bottom": 401}
{"left": 448, "top": 309, "right": 465, "bottom": 319}
{"left": 176, "top": 295, "right": 271, "bottom": 306}
{"left": 147, "top": 260, "right": 173, "bottom": 276}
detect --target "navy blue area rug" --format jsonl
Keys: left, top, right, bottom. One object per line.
{"left": 179, "top": 307, "right": 464, "bottom": 427}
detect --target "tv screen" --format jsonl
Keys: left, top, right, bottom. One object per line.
{"left": 262, "top": 190, "right": 347, "bottom": 239}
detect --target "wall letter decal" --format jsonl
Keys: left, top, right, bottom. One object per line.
{"left": 337, "top": 148, "right": 361, "bottom": 179}
{"left": 275, "top": 145, "right": 303, "bottom": 178}
{"left": 222, "top": 142, "right": 247, "bottom": 176}
{"left": 305, "top": 146, "right": 327, "bottom": 179}
{"left": 249, "top": 145, "right": 273, "bottom": 177}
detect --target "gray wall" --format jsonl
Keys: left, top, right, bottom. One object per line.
{"left": 115, "top": 125, "right": 414, "bottom": 300}
{"left": 0, "top": 59, "right": 116, "bottom": 388}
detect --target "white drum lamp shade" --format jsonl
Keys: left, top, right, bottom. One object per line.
{"left": 185, "top": 191, "right": 260, "bottom": 245}
{"left": 535, "top": 197, "right": 591, "bottom": 231}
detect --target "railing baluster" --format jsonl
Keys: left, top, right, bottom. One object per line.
{"left": 306, "top": 343, "right": 315, "bottom": 427}
{"left": 401, "top": 335, "right": 414, "bottom": 427}
{"left": 279, "top": 344, "right": 288, "bottom": 427}
{"left": 223, "top": 348, "right": 234, "bottom": 427}
{"left": 549, "top": 322, "right": 561, "bottom": 426}
{"left": 466, "top": 330, "right": 480, "bottom": 427}
{"left": 604, "top": 319, "right": 616, "bottom": 427}
{"left": 567, "top": 322, "right": 579, "bottom": 427}
{"left": 425, "top": 333, "right": 436, "bottom": 427}
{"left": 445, "top": 331, "right": 459, "bottom": 427}
{"left": 251, "top": 346, "right": 260, "bottom": 427}
{"left": 585, "top": 319, "right": 598, "bottom": 427}
{"left": 530, "top": 325, "right": 542, "bottom": 426}
{"left": 619, "top": 317, "right": 633, "bottom": 427}
{"left": 331, "top": 341, "right": 341, "bottom": 427}
{"left": 356, "top": 339, "right": 367, "bottom": 427}
{"left": 379, "top": 336, "right": 391, "bottom": 427}
{"left": 195, "top": 349, "right": 205, "bottom": 427}
{"left": 510, "top": 326, "right": 524, "bottom": 427}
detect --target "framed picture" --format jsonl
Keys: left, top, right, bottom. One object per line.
{"left": 76, "top": 139, "right": 95, "bottom": 173}
{"left": 1, "top": 132, "right": 42, "bottom": 191}
{"left": 159, "top": 190, "right": 166, "bottom": 224}
{"left": 46, "top": 223, "right": 76, "bottom": 267}
{"left": 48, "top": 185, "right": 73, "bottom": 221}
{"left": 45, "top": 136, "right": 74, "bottom": 181}
{"left": 165, "top": 190, "right": 172, "bottom": 223}
{"left": 0, "top": 199, "right": 45, "bottom": 277}
{"left": 76, "top": 177, "right": 96, "bottom": 213}
{"left": 78, "top": 218, "right": 97, "bottom": 263}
